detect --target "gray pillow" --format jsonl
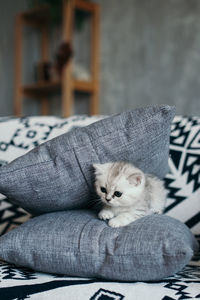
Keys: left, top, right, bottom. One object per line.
{"left": 0, "top": 210, "right": 198, "bottom": 281}
{"left": 0, "top": 105, "right": 175, "bottom": 215}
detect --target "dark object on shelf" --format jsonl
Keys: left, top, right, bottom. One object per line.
{"left": 30, "top": 0, "right": 62, "bottom": 25}
{"left": 55, "top": 42, "right": 73, "bottom": 76}
{"left": 36, "top": 61, "right": 52, "bottom": 81}
{"left": 75, "top": 9, "right": 90, "bottom": 31}
{"left": 30, "top": 0, "right": 89, "bottom": 30}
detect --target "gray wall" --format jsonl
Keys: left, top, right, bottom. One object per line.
{"left": 0, "top": 0, "right": 200, "bottom": 116}
{"left": 96, "top": 0, "right": 200, "bottom": 115}
{"left": 0, "top": 0, "right": 28, "bottom": 116}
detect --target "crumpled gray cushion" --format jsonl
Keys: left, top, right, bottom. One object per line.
{"left": 0, "top": 105, "right": 175, "bottom": 214}
{"left": 0, "top": 210, "right": 198, "bottom": 281}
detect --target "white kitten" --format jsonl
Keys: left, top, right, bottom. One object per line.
{"left": 93, "top": 161, "right": 167, "bottom": 228}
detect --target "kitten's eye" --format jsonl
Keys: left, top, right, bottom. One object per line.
{"left": 100, "top": 187, "right": 107, "bottom": 193}
{"left": 114, "top": 191, "right": 122, "bottom": 197}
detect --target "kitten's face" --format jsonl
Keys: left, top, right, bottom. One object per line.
{"left": 93, "top": 162, "right": 145, "bottom": 207}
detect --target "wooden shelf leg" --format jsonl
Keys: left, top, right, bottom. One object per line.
{"left": 40, "top": 24, "right": 49, "bottom": 115}
{"left": 40, "top": 96, "right": 49, "bottom": 115}
{"left": 90, "top": 4, "right": 100, "bottom": 115}
{"left": 61, "top": 0, "right": 75, "bottom": 117}
{"left": 14, "top": 15, "right": 23, "bottom": 116}
{"left": 62, "top": 68, "right": 73, "bottom": 117}
{"left": 90, "top": 88, "right": 99, "bottom": 115}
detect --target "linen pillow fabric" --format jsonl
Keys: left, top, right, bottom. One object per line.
{"left": 0, "top": 210, "right": 198, "bottom": 281}
{"left": 0, "top": 105, "right": 175, "bottom": 215}
{"left": 0, "top": 115, "right": 104, "bottom": 235}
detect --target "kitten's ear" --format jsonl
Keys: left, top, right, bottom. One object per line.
{"left": 128, "top": 173, "right": 143, "bottom": 186}
{"left": 93, "top": 163, "right": 110, "bottom": 175}
{"left": 93, "top": 163, "right": 105, "bottom": 175}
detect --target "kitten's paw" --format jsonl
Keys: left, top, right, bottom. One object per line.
{"left": 98, "top": 209, "right": 114, "bottom": 220}
{"left": 108, "top": 217, "right": 130, "bottom": 228}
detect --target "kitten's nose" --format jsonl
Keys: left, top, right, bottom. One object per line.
{"left": 106, "top": 198, "right": 111, "bottom": 202}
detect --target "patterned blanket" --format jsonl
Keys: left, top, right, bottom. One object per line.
{"left": 0, "top": 261, "right": 199, "bottom": 300}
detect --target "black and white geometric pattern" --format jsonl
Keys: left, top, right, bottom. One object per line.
{"left": 0, "top": 260, "right": 199, "bottom": 300}
{"left": 0, "top": 199, "right": 31, "bottom": 236}
{"left": 0, "top": 115, "right": 199, "bottom": 299}
{"left": 164, "top": 116, "right": 200, "bottom": 234}
{"left": 90, "top": 289, "right": 124, "bottom": 300}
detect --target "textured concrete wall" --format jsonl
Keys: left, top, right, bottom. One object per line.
{"left": 0, "top": 0, "right": 200, "bottom": 116}
{"left": 95, "top": 0, "right": 200, "bottom": 115}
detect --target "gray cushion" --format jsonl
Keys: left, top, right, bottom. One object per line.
{"left": 0, "top": 105, "right": 175, "bottom": 214}
{"left": 0, "top": 210, "right": 198, "bottom": 281}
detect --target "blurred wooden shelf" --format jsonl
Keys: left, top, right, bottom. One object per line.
{"left": 14, "top": 0, "right": 100, "bottom": 117}
{"left": 22, "top": 81, "right": 60, "bottom": 94}
{"left": 22, "top": 79, "right": 95, "bottom": 95}
{"left": 74, "top": 80, "right": 95, "bottom": 92}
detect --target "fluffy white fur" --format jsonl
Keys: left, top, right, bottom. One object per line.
{"left": 93, "top": 162, "right": 167, "bottom": 228}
